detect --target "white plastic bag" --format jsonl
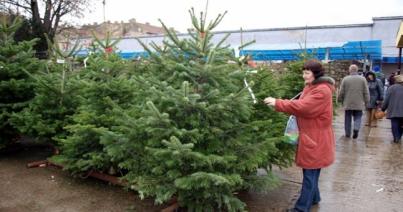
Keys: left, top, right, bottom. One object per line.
{"left": 284, "top": 115, "right": 299, "bottom": 145}
{"left": 283, "top": 92, "right": 301, "bottom": 145}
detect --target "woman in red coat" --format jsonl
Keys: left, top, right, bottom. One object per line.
{"left": 264, "top": 59, "right": 335, "bottom": 212}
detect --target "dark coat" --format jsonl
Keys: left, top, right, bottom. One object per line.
{"left": 366, "top": 72, "right": 384, "bottom": 109}
{"left": 382, "top": 75, "right": 403, "bottom": 118}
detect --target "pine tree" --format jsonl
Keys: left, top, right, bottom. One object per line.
{"left": 50, "top": 32, "right": 133, "bottom": 174}
{"left": 10, "top": 37, "right": 82, "bottom": 143}
{"left": 97, "top": 9, "right": 294, "bottom": 211}
{"left": 279, "top": 61, "right": 305, "bottom": 99}
{"left": 247, "top": 65, "right": 296, "bottom": 169}
{"left": 0, "top": 18, "right": 42, "bottom": 148}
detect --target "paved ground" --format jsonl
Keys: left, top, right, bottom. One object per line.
{"left": 243, "top": 110, "right": 403, "bottom": 212}
{"left": 0, "top": 144, "right": 164, "bottom": 212}
{"left": 1, "top": 110, "right": 402, "bottom": 212}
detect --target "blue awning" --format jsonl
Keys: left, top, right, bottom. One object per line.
{"left": 75, "top": 50, "right": 149, "bottom": 59}
{"left": 119, "top": 51, "right": 149, "bottom": 59}
{"left": 382, "top": 57, "right": 403, "bottom": 64}
{"left": 240, "top": 40, "right": 382, "bottom": 61}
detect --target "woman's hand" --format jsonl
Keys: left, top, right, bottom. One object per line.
{"left": 264, "top": 97, "right": 276, "bottom": 106}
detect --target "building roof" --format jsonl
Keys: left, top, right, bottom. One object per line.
{"left": 373, "top": 16, "right": 403, "bottom": 21}
{"left": 240, "top": 40, "right": 382, "bottom": 61}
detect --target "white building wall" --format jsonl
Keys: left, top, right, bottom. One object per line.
{"left": 78, "top": 16, "right": 403, "bottom": 60}
{"left": 372, "top": 17, "right": 402, "bottom": 58}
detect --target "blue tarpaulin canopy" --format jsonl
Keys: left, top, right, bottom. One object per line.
{"left": 382, "top": 57, "right": 403, "bottom": 63}
{"left": 75, "top": 50, "right": 149, "bottom": 59}
{"left": 239, "top": 40, "right": 382, "bottom": 61}
{"left": 74, "top": 40, "right": 382, "bottom": 62}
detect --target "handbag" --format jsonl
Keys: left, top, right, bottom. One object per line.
{"left": 374, "top": 108, "right": 386, "bottom": 119}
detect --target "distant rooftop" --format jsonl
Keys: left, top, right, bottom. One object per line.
{"left": 123, "top": 15, "right": 403, "bottom": 39}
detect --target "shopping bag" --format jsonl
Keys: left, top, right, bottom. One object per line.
{"left": 284, "top": 115, "right": 299, "bottom": 145}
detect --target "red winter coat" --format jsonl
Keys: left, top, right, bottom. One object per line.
{"left": 275, "top": 77, "right": 336, "bottom": 169}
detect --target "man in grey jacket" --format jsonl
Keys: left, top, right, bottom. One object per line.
{"left": 338, "top": 65, "right": 370, "bottom": 139}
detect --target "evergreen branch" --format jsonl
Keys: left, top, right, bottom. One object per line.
{"left": 188, "top": 8, "right": 201, "bottom": 31}
{"left": 59, "top": 69, "right": 66, "bottom": 106}
{"left": 135, "top": 38, "right": 153, "bottom": 53}
{"left": 206, "top": 50, "right": 216, "bottom": 64}
{"left": 146, "top": 101, "right": 162, "bottom": 118}
{"left": 135, "top": 38, "right": 162, "bottom": 62}
{"left": 67, "top": 40, "right": 82, "bottom": 58}
{"left": 214, "top": 33, "right": 231, "bottom": 49}
{"left": 21, "top": 67, "right": 59, "bottom": 95}
{"left": 91, "top": 31, "right": 106, "bottom": 49}
{"left": 233, "top": 86, "right": 249, "bottom": 99}
{"left": 158, "top": 19, "right": 182, "bottom": 49}
{"left": 238, "top": 40, "right": 256, "bottom": 50}
{"left": 200, "top": 11, "right": 205, "bottom": 32}
{"left": 162, "top": 30, "right": 190, "bottom": 58}
{"left": 150, "top": 41, "right": 164, "bottom": 53}
{"left": 1, "top": 18, "right": 22, "bottom": 42}
{"left": 110, "top": 37, "right": 122, "bottom": 48}
{"left": 201, "top": 31, "right": 209, "bottom": 53}
{"left": 182, "top": 81, "right": 190, "bottom": 97}
{"left": 208, "top": 11, "right": 227, "bottom": 30}
{"left": 105, "top": 31, "right": 111, "bottom": 47}
{"left": 44, "top": 33, "right": 57, "bottom": 58}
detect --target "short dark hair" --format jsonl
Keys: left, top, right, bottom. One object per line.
{"left": 365, "top": 71, "right": 376, "bottom": 80}
{"left": 303, "top": 59, "right": 325, "bottom": 79}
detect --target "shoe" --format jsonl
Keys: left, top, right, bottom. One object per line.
{"left": 353, "top": 130, "right": 359, "bottom": 139}
{"left": 345, "top": 134, "right": 351, "bottom": 138}
{"left": 312, "top": 201, "right": 320, "bottom": 205}
{"left": 285, "top": 208, "right": 301, "bottom": 212}
{"left": 393, "top": 139, "right": 401, "bottom": 143}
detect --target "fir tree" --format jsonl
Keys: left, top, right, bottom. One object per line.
{"left": 247, "top": 65, "right": 295, "bottom": 169}
{"left": 97, "top": 9, "right": 294, "bottom": 211}
{"left": 279, "top": 60, "right": 305, "bottom": 99}
{"left": 0, "top": 18, "right": 42, "bottom": 148}
{"left": 10, "top": 37, "right": 82, "bottom": 143}
{"left": 51, "top": 33, "right": 133, "bottom": 175}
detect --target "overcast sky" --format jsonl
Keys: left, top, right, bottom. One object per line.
{"left": 73, "top": 0, "right": 403, "bottom": 32}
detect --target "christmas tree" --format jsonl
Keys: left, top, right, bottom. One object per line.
{"left": 50, "top": 32, "right": 133, "bottom": 175}
{"left": 10, "top": 37, "right": 82, "bottom": 143}
{"left": 96, "top": 9, "right": 294, "bottom": 210}
{"left": 0, "top": 18, "right": 42, "bottom": 148}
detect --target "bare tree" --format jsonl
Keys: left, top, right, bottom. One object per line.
{"left": 2, "top": 0, "right": 93, "bottom": 57}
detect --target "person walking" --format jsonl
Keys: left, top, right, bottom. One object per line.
{"left": 382, "top": 74, "right": 403, "bottom": 143}
{"left": 338, "top": 64, "right": 370, "bottom": 139}
{"left": 264, "top": 59, "right": 335, "bottom": 212}
{"left": 388, "top": 72, "right": 396, "bottom": 86}
{"left": 365, "top": 71, "right": 384, "bottom": 127}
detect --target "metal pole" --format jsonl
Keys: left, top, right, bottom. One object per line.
{"left": 398, "top": 47, "right": 402, "bottom": 75}
{"left": 325, "top": 47, "right": 329, "bottom": 62}
{"left": 102, "top": 0, "right": 106, "bottom": 23}
{"left": 370, "top": 59, "right": 373, "bottom": 72}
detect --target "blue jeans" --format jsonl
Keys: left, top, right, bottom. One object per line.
{"left": 344, "top": 110, "right": 363, "bottom": 136}
{"left": 391, "top": 118, "right": 403, "bottom": 141}
{"left": 295, "top": 169, "right": 321, "bottom": 212}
